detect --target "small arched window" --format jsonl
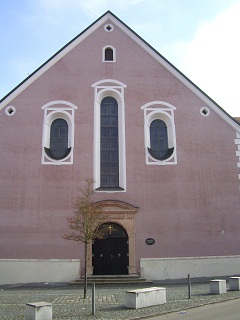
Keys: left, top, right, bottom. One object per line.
{"left": 105, "top": 48, "right": 113, "bottom": 61}
{"left": 148, "top": 119, "right": 173, "bottom": 160}
{"left": 45, "top": 118, "right": 71, "bottom": 160}
{"left": 102, "top": 46, "right": 116, "bottom": 62}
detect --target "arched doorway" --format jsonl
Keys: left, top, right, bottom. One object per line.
{"left": 86, "top": 200, "right": 138, "bottom": 276}
{"left": 92, "top": 223, "right": 129, "bottom": 275}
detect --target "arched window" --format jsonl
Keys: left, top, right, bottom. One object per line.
{"left": 141, "top": 101, "right": 177, "bottom": 165}
{"left": 41, "top": 100, "right": 77, "bottom": 165}
{"left": 100, "top": 97, "right": 119, "bottom": 188}
{"left": 92, "top": 79, "right": 126, "bottom": 191}
{"left": 148, "top": 119, "right": 173, "bottom": 160}
{"left": 102, "top": 46, "right": 116, "bottom": 62}
{"left": 45, "top": 119, "right": 71, "bottom": 160}
{"left": 105, "top": 48, "right": 113, "bottom": 61}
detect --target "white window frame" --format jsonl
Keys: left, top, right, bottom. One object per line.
{"left": 41, "top": 100, "right": 77, "bottom": 165}
{"left": 102, "top": 45, "right": 116, "bottom": 62}
{"left": 104, "top": 24, "right": 114, "bottom": 32}
{"left": 200, "top": 106, "right": 210, "bottom": 117}
{"left": 141, "top": 101, "right": 177, "bottom": 165}
{"left": 5, "top": 105, "right": 16, "bottom": 116}
{"left": 92, "top": 79, "right": 127, "bottom": 192}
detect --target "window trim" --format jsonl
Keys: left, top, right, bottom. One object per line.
{"left": 5, "top": 105, "right": 16, "bottom": 116}
{"left": 141, "top": 101, "right": 177, "bottom": 165}
{"left": 200, "top": 107, "right": 210, "bottom": 117}
{"left": 104, "top": 24, "right": 114, "bottom": 32}
{"left": 92, "top": 79, "right": 126, "bottom": 192}
{"left": 102, "top": 45, "right": 116, "bottom": 62}
{"left": 41, "top": 100, "right": 77, "bottom": 165}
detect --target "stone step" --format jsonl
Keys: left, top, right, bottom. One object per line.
{"left": 70, "top": 275, "right": 152, "bottom": 285}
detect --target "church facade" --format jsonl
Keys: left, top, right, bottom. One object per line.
{"left": 0, "top": 11, "right": 240, "bottom": 284}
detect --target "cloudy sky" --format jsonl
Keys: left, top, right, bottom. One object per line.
{"left": 0, "top": 0, "right": 240, "bottom": 116}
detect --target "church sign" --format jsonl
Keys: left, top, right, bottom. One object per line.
{"left": 145, "top": 238, "right": 155, "bottom": 245}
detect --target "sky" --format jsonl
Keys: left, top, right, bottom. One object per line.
{"left": 0, "top": 0, "right": 240, "bottom": 116}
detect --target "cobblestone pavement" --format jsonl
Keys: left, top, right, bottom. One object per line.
{"left": 1, "top": 281, "right": 240, "bottom": 320}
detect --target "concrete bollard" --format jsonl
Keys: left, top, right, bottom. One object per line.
{"left": 26, "top": 302, "right": 52, "bottom": 320}
{"left": 229, "top": 277, "right": 240, "bottom": 291}
{"left": 125, "top": 287, "right": 166, "bottom": 309}
{"left": 209, "top": 280, "right": 227, "bottom": 294}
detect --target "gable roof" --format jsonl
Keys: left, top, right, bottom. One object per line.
{"left": 0, "top": 11, "right": 239, "bottom": 132}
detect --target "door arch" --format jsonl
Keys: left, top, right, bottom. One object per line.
{"left": 92, "top": 223, "right": 129, "bottom": 275}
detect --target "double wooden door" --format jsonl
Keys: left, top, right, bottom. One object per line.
{"left": 92, "top": 223, "right": 129, "bottom": 275}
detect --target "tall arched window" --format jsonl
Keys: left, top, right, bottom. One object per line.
{"left": 100, "top": 97, "right": 119, "bottom": 188}
{"left": 92, "top": 79, "right": 126, "bottom": 191}
{"left": 45, "top": 118, "right": 71, "bottom": 160}
{"left": 149, "top": 119, "right": 173, "bottom": 160}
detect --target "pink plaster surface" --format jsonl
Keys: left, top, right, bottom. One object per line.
{"left": 0, "top": 18, "right": 239, "bottom": 270}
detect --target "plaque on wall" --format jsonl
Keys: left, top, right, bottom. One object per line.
{"left": 145, "top": 238, "right": 155, "bottom": 245}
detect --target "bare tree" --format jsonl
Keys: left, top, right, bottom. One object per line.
{"left": 62, "top": 179, "right": 106, "bottom": 298}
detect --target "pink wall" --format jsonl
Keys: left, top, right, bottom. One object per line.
{"left": 0, "top": 18, "right": 240, "bottom": 272}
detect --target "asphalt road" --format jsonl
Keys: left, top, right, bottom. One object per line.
{"left": 150, "top": 298, "right": 240, "bottom": 320}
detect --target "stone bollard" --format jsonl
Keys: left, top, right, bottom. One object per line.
{"left": 26, "top": 302, "right": 52, "bottom": 320}
{"left": 229, "top": 277, "right": 240, "bottom": 291}
{"left": 125, "top": 287, "right": 166, "bottom": 309}
{"left": 209, "top": 280, "right": 227, "bottom": 294}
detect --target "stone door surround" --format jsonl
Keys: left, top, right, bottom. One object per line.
{"left": 87, "top": 200, "right": 138, "bottom": 275}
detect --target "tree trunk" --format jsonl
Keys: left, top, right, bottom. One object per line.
{"left": 84, "top": 241, "right": 87, "bottom": 299}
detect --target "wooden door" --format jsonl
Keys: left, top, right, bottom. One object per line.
{"left": 92, "top": 223, "right": 129, "bottom": 275}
